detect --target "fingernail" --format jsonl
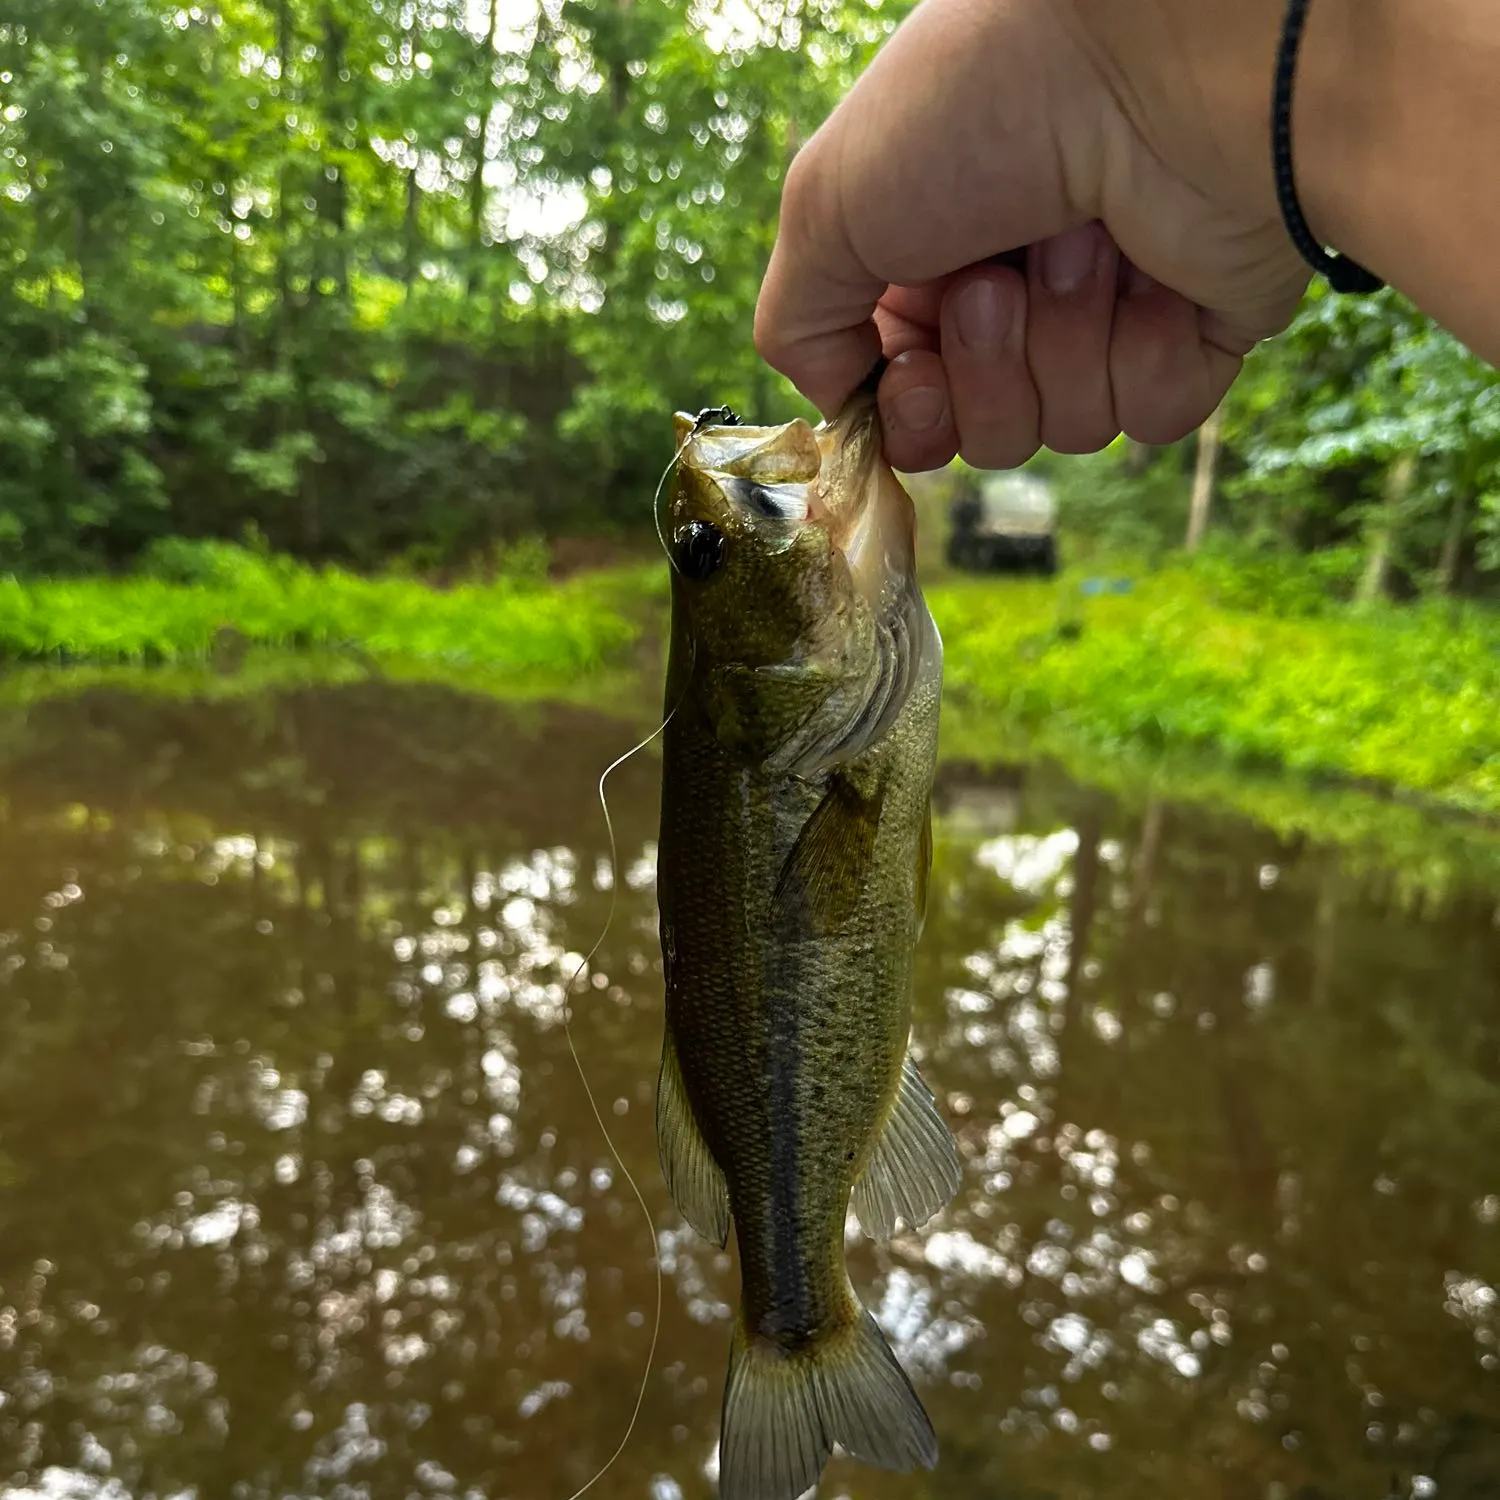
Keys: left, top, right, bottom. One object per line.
{"left": 955, "top": 279, "right": 1014, "bottom": 352}
{"left": 891, "top": 384, "right": 947, "bottom": 434}
{"left": 1040, "top": 223, "right": 1101, "bottom": 295}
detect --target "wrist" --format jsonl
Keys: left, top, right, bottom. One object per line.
{"left": 1287, "top": 0, "right": 1396, "bottom": 271}
{"left": 1066, "top": 0, "right": 1287, "bottom": 212}
{"left": 1297, "top": 0, "right": 1500, "bottom": 361}
{"left": 1069, "top": 0, "right": 1397, "bottom": 255}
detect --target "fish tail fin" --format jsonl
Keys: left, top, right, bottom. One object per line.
{"left": 814, "top": 1307, "right": 939, "bottom": 1477}
{"left": 718, "top": 1304, "right": 937, "bottom": 1500}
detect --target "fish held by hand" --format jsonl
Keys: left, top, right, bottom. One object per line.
{"left": 654, "top": 380, "right": 961, "bottom": 1500}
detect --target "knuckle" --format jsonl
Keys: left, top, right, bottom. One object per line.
{"left": 754, "top": 152, "right": 828, "bottom": 373}
{"left": 1122, "top": 407, "right": 1197, "bottom": 446}
{"left": 780, "top": 148, "right": 823, "bottom": 232}
{"left": 751, "top": 294, "right": 783, "bottom": 368}
{"left": 1047, "top": 422, "right": 1121, "bottom": 456}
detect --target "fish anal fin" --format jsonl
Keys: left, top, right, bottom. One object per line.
{"left": 852, "top": 1054, "right": 962, "bottom": 1241}
{"left": 655, "top": 1029, "right": 730, "bottom": 1247}
{"left": 771, "top": 773, "right": 883, "bottom": 938}
{"left": 718, "top": 1305, "right": 937, "bottom": 1500}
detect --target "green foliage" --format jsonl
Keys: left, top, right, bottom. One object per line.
{"left": 930, "top": 564, "right": 1500, "bottom": 816}
{"left": 1186, "top": 538, "right": 1366, "bottom": 617}
{"left": 0, "top": 543, "right": 648, "bottom": 676}
{"left": 3, "top": 0, "right": 1496, "bottom": 596}
{"left": 0, "top": 0, "right": 922, "bottom": 572}
{"left": 1217, "top": 286, "right": 1500, "bottom": 592}
{"left": 1032, "top": 441, "right": 1198, "bottom": 559}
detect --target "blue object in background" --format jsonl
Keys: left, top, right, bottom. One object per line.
{"left": 1080, "top": 578, "right": 1134, "bottom": 596}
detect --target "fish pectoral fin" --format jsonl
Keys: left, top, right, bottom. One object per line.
{"left": 655, "top": 1029, "right": 730, "bottom": 1247}
{"left": 719, "top": 1304, "right": 937, "bottom": 1500}
{"left": 770, "top": 772, "right": 884, "bottom": 937}
{"left": 852, "top": 1055, "right": 963, "bottom": 1241}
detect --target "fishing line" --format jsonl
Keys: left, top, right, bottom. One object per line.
{"left": 558, "top": 705, "right": 675, "bottom": 1500}
{"left": 652, "top": 430, "right": 694, "bottom": 570}
{"left": 559, "top": 573, "right": 696, "bottom": 1500}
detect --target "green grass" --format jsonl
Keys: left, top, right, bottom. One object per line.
{"left": 938, "top": 697, "right": 1500, "bottom": 905}
{"left": 0, "top": 543, "right": 662, "bottom": 680}
{"left": 930, "top": 560, "right": 1500, "bottom": 818}
{"left": 8, "top": 542, "right": 1500, "bottom": 826}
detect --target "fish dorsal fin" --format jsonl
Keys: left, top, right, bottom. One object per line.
{"left": 771, "top": 773, "right": 883, "bottom": 938}
{"left": 852, "top": 1055, "right": 962, "bottom": 1241}
{"left": 915, "top": 794, "right": 932, "bottom": 940}
{"left": 655, "top": 1029, "right": 730, "bottom": 1247}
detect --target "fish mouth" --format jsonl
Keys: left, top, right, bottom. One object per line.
{"left": 663, "top": 411, "right": 825, "bottom": 563}
{"left": 663, "top": 366, "right": 914, "bottom": 596}
{"left": 811, "top": 383, "right": 915, "bottom": 605}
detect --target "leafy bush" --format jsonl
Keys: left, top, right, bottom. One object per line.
{"left": 0, "top": 552, "right": 648, "bottom": 677}
{"left": 931, "top": 562, "right": 1500, "bottom": 815}
{"left": 1185, "top": 540, "right": 1366, "bottom": 617}
{"left": 137, "top": 535, "right": 281, "bottom": 588}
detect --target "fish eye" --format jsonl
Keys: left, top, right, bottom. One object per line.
{"left": 674, "top": 520, "right": 727, "bottom": 581}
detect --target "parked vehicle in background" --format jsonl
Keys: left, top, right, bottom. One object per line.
{"left": 946, "top": 471, "right": 1059, "bottom": 575}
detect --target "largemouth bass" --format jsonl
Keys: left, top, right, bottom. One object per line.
{"left": 654, "top": 378, "right": 962, "bottom": 1500}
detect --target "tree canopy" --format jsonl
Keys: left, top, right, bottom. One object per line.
{"left": 2, "top": 0, "right": 1497, "bottom": 594}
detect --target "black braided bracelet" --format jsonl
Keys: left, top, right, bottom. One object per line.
{"left": 1271, "top": 0, "right": 1385, "bottom": 293}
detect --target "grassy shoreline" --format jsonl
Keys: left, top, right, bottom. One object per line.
{"left": 929, "top": 562, "right": 1500, "bottom": 820}
{"left": 4, "top": 546, "right": 1498, "bottom": 824}
{"left": 6, "top": 650, "right": 1497, "bottom": 906}
{"left": 0, "top": 547, "right": 661, "bottom": 676}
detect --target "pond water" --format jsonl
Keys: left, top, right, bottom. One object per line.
{"left": 1, "top": 684, "right": 1498, "bottom": 1500}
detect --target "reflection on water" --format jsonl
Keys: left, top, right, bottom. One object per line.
{"left": 1, "top": 684, "right": 1498, "bottom": 1500}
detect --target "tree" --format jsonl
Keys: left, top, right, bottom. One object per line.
{"left": 1185, "top": 405, "right": 1223, "bottom": 552}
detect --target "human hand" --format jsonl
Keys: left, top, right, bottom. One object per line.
{"left": 754, "top": 0, "right": 1349, "bottom": 472}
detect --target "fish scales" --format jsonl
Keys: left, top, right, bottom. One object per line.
{"left": 653, "top": 386, "right": 962, "bottom": 1500}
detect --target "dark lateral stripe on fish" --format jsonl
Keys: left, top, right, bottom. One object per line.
{"left": 764, "top": 972, "right": 810, "bottom": 1343}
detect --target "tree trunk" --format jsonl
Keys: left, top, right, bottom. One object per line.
{"left": 467, "top": 0, "right": 501, "bottom": 296}
{"left": 231, "top": 232, "right": 246, "bottom": 349}
{"left": 587, "top": 0, "right": 635, "bottom": 279}
{"left": 403, "top": 170, "right": 421, "bottom": 295}
{"left": 1185, "top": 405, "right": 1224, "bottom": 551}
{"left": 274, "top": 0, "right": 295, "bottom": 324}
{"left": 1438, "top": 483, "right": 1470, "bottom": 595}
{"left": 1122, "top": 438, "right": 1153, "bottom": 478}
{"left": 320, "top": 6, "right": 349, "bottom": 301}
{"left": 610, "top": 0, "right": 635, "bottom": 117}
{"left": 1357, "top": 451, "right": 1417, "bottom": 604}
